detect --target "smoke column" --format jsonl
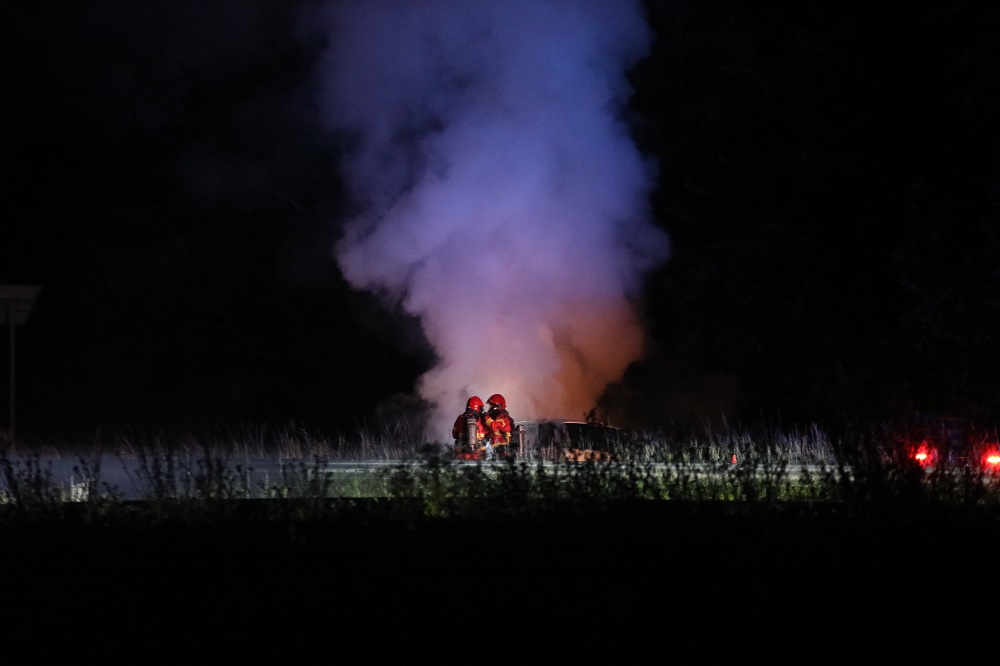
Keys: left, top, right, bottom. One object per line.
{"left": 310, "top": 0, "right": 670, "bottom": 441}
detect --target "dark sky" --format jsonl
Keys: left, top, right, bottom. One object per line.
{"left": 3, "top": 1, "right": 1000, "bottom": 442}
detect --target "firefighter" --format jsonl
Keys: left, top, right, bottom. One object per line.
{"left": 452, "top": 395, "right": 487, "bottom": 459}
{"left": 484, "top": 393, "right": 514, "bottom": 459}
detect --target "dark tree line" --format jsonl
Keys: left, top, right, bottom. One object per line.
{"left": 1, "top": 2, "right": 432, "bottom": 438}
{"left": 605, "top": 1, "right": 1000, "bottom": 430}
{"left": 3, "top": 1, "right": 999, "bottom": 438}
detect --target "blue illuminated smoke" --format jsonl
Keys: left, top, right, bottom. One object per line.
{"left": 309, "top": 0, "right": 669, "bottom": 440}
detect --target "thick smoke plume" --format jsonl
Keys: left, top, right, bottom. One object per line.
{"left": 310, "top": 0, "right": 669, "bottom": 441}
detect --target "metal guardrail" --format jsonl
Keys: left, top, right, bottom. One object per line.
{"left": 2, "top": 454, "right": 995, "bottom": 503}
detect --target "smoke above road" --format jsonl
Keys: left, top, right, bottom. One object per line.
{"left": 308, "top": 0, "right": 670, "bottom": 441}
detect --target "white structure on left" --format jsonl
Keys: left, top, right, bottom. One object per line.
{"left": 0, "top": 285, "right": 41, "bottom": 440}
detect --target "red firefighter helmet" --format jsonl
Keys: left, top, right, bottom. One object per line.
{"left": 487, "top": 393, "right": 506, "bottom": 411}
{"left": 466, "top": 396, "right": 484, "bottom": 412}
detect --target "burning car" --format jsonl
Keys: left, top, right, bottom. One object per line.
{"left": 515, "top": 418, "right": 629, "bottom": 462}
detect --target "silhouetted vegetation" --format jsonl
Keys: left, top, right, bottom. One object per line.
{"left": 2, "top": 418, "right": 996, "bottom": 643}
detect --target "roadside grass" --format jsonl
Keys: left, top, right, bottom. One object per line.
{"left": 1, "top": 418, "right": 999, "bottom": 524}
{"left": 3, "top": 420, "right": 996, "bottom": 644}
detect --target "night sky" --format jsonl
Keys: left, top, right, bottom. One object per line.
{"left": 3, "top": 1, "right": 999, "bottom": 443}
